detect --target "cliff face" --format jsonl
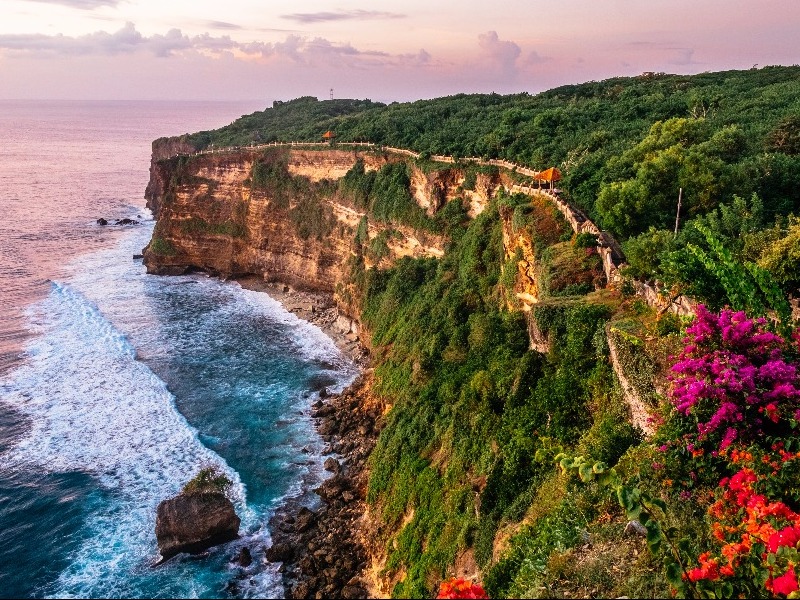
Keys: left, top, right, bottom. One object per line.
{"left": 500, "top": 204, "right": 539, "bottom": 312}
{"left": 143, "top": 148, "right": 461, "bottom": 304}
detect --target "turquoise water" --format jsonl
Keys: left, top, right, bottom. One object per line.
{"left": 0, "top": 101, "right": 356, "bottom": 598}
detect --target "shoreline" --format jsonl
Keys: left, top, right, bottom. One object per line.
{"left": 232, "top": 275, "right": 382, "bottom": 599}
{"left": 233, "top": 276, "right": 369, "bottom": 368}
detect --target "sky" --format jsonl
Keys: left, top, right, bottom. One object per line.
{"left": 1, "top": 0, "right": 798, "bottom": 103}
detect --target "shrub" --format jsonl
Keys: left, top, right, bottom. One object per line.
{"left": 149, "top": 237, "right": 176, "bottom": 256}
{"left": 669, "top": 305, "right": 800, "bottom": 453}
{"left": 182, "top": 466, "right": 232, "bottom": 496}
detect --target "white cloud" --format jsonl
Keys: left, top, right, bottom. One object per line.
{"left": 22, "top": 0, "right": 120, "bottom": 8}
{"left": 478, "top": 31, "right": 521, "bottom": 79}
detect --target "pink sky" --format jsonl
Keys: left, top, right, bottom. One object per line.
{"left": 1, "top": 0, "right": 798, "bottom": 102}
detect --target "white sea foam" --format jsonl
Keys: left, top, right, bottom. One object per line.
{"left": 0, "top": 281, "right": 251, "bottom": 597}
{"left": 0, "top": 214, "right": 354, "bottom": 598}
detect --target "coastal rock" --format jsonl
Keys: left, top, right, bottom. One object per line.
{"left": 295, "top": 507, "right": 316, "bottom": 532}
{"left": 155, "top": 492, "right": 240, "bottom": 560}
{"left": 96, "top": 217, "right": 108, "bottom": 225}
{"left": 236, "top": 547, "right": 252, "bottom": 567}
{"left": 266, "top": 541, "right": 296, "bottom": 563}
{"left": 323, "top": 457, "right": 340, "bottom": 473}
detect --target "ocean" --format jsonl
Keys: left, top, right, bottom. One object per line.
{"left": 0, "top": 100, "right": 357, "bottom": 598}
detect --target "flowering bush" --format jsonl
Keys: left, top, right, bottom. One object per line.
{"left": 669, "top": 305, "right": 800, "bottom": 452}
{"left": 436, "top": 578, "right": 489, "bottom": 599}
{"left": 686, "top": 445, "right": 800, "bottom": 598}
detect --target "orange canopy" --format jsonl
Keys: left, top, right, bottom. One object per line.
{"left": 535, "top": 167, "right": 561, "bottom": 182}
{"left": 322, "top": 130, "right": 336, "bottom": 139}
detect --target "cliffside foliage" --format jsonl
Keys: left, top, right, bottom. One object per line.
{"left": 557, "top": 306, "right": 800, "bottom": 599}
{"left": 347, "top": 198, "right": 646, "bottom": 597}
{"left": 187, "top": 67, "right": 800, "bottom": 242}
{"left": 339, "top": 160, "right": 436, "bottom": 232}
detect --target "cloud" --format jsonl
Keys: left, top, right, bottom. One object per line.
{"left": 281, "top": 10, "right": 405, "bottom": 24}
{"left": 22, "top": 0, "right": 120, "bottom": 8}
{"left": 668, "top": 47, "right": 699, "bottom": 66}
{"left": 477, "top": 31, "right": 521, "bottom": 79}
{"left": 203, "top": 21, "right": 242, "bottom": 31}
{"left": 525, "top": 49, "right": 552, "bottom": 65}
{"left": 0, "top": 22, "right": 430, "bottom": 69}
{"left": 0, "top": 22, "right": 241, "bottom": 58}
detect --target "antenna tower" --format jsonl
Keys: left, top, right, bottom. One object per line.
{"left": 330, "top": 88, "right": 334, "bottom": 100}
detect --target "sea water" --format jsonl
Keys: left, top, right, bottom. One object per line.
{"left": 0, "top": 101, "right": 357, "bottom": 598}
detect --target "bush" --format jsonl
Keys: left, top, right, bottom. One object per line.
{"left": 182, "top": 466, "right": 232, "bottom": 496}
{"left": 149, "top": 237, "right": 176, "bottom": 256}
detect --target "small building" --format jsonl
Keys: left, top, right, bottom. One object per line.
{"left": 322, "top": 130, "right": 336, "bottom": 145}
{"left": 535, "top": 167, "right": 562, "bottom": 189}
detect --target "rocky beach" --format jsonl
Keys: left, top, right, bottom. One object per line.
{"left": 233, "top": 276, "right": 382, "bottom": 598}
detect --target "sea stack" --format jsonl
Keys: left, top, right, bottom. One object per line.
{"left": 155, "top": 491, "right": 240, "bottom": 561}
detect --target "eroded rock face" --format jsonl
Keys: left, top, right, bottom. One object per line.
{"left": 142, "top": 148, "right": 450, "bottom": 296}
{"left": 155, "top": 492, "right": 240, "bottom": 560}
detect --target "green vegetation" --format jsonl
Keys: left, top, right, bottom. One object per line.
{"left": 339, "top": 160, "right": 436, "bottom": 231}
{"left": 149, "top": 237, "right": 177, "bottom": 256}
{"left": 180, "top": 217, "right": 245, "bottom": 238}
{"left": 182, "top": 466, "right": 232, "bottom": 496}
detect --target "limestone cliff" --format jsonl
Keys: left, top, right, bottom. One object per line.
{"left": 142, "top": 147, "right": 475, "bottom": 317}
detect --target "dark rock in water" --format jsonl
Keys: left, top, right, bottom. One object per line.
{"left": 236, "top": 547, "right": 252, "bottom": 567}
{"left": 133, "top": 254, "right": 144, "bottom": 260}
{"left": 319, "top": 387, "right": 329, "bottom": 399}
{"left": 96, "top": 218, "right": 108, "bottom": 226}
{"left": 115, "top": 218, "right": 140, "bottom": 226}
{"left": 266, "top": 541, "right": 295, "bottom": 563}
{"left": 155, "top": 492, "right": 240, "bottom": 560}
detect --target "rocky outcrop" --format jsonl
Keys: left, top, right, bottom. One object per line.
{"left": 155, "top": 492, "right": 240, "bottom": 560}
{"left": 142, "top": 148, "right": 451, "bottom": 300}
{"left": 499, "top": 204, "right": 540, "bottom": 311}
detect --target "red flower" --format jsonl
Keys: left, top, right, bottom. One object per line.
{"left": 436, "top": 578, "right": 489, "bottom": 599}
{"left": 771, "top": 566, "right": 799, "bottom": 596}
{"left": 767, "top": 525, "right": 800, "bottom": 553}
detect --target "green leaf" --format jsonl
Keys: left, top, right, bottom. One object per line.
{"left": 618, "top": 485, "right": 637, "bottom": 511}
{"left": 650, "top": 497, "right": 667, "bottom": 513}
{"left": 646, "top": 522, "right": 662, "bottom": 554}
{"left": 664, "top": 559, "right": 683, "bottom": 587}
{"left": 721, "top": 581, "right": 734, "bottom": 599}
{"left": 592, "top": 461, "right": 607, "bottom": 474}
{"left": 597, "top": 470, "right": 616, "bottom": 487}
{"left": 579, "top": 463, "right": 595, "bottom": 482}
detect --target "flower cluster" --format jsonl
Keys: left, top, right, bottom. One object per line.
{"left": 686, "top": 447, "right": 800, "bottom": 597}
{"left": 436, "top": 578, "right": 489, "bottom": 599}
{"left": 669, "top": 305, "right": 800, "bottom": 452}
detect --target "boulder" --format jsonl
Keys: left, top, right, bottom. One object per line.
{"left": 236, "top": 547, "right": 252, "bottom": 567}
{"left": 155, "top": 492, "right": 240, "bottom": 560}
{"left": 96, "top": 218, "right": 108, "bottom": 225}
{"left": 295, "top": 507, "right": 316, "bottom": 532}
{"left": 266, "top": 541, "right": 296, "bottom": 563}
